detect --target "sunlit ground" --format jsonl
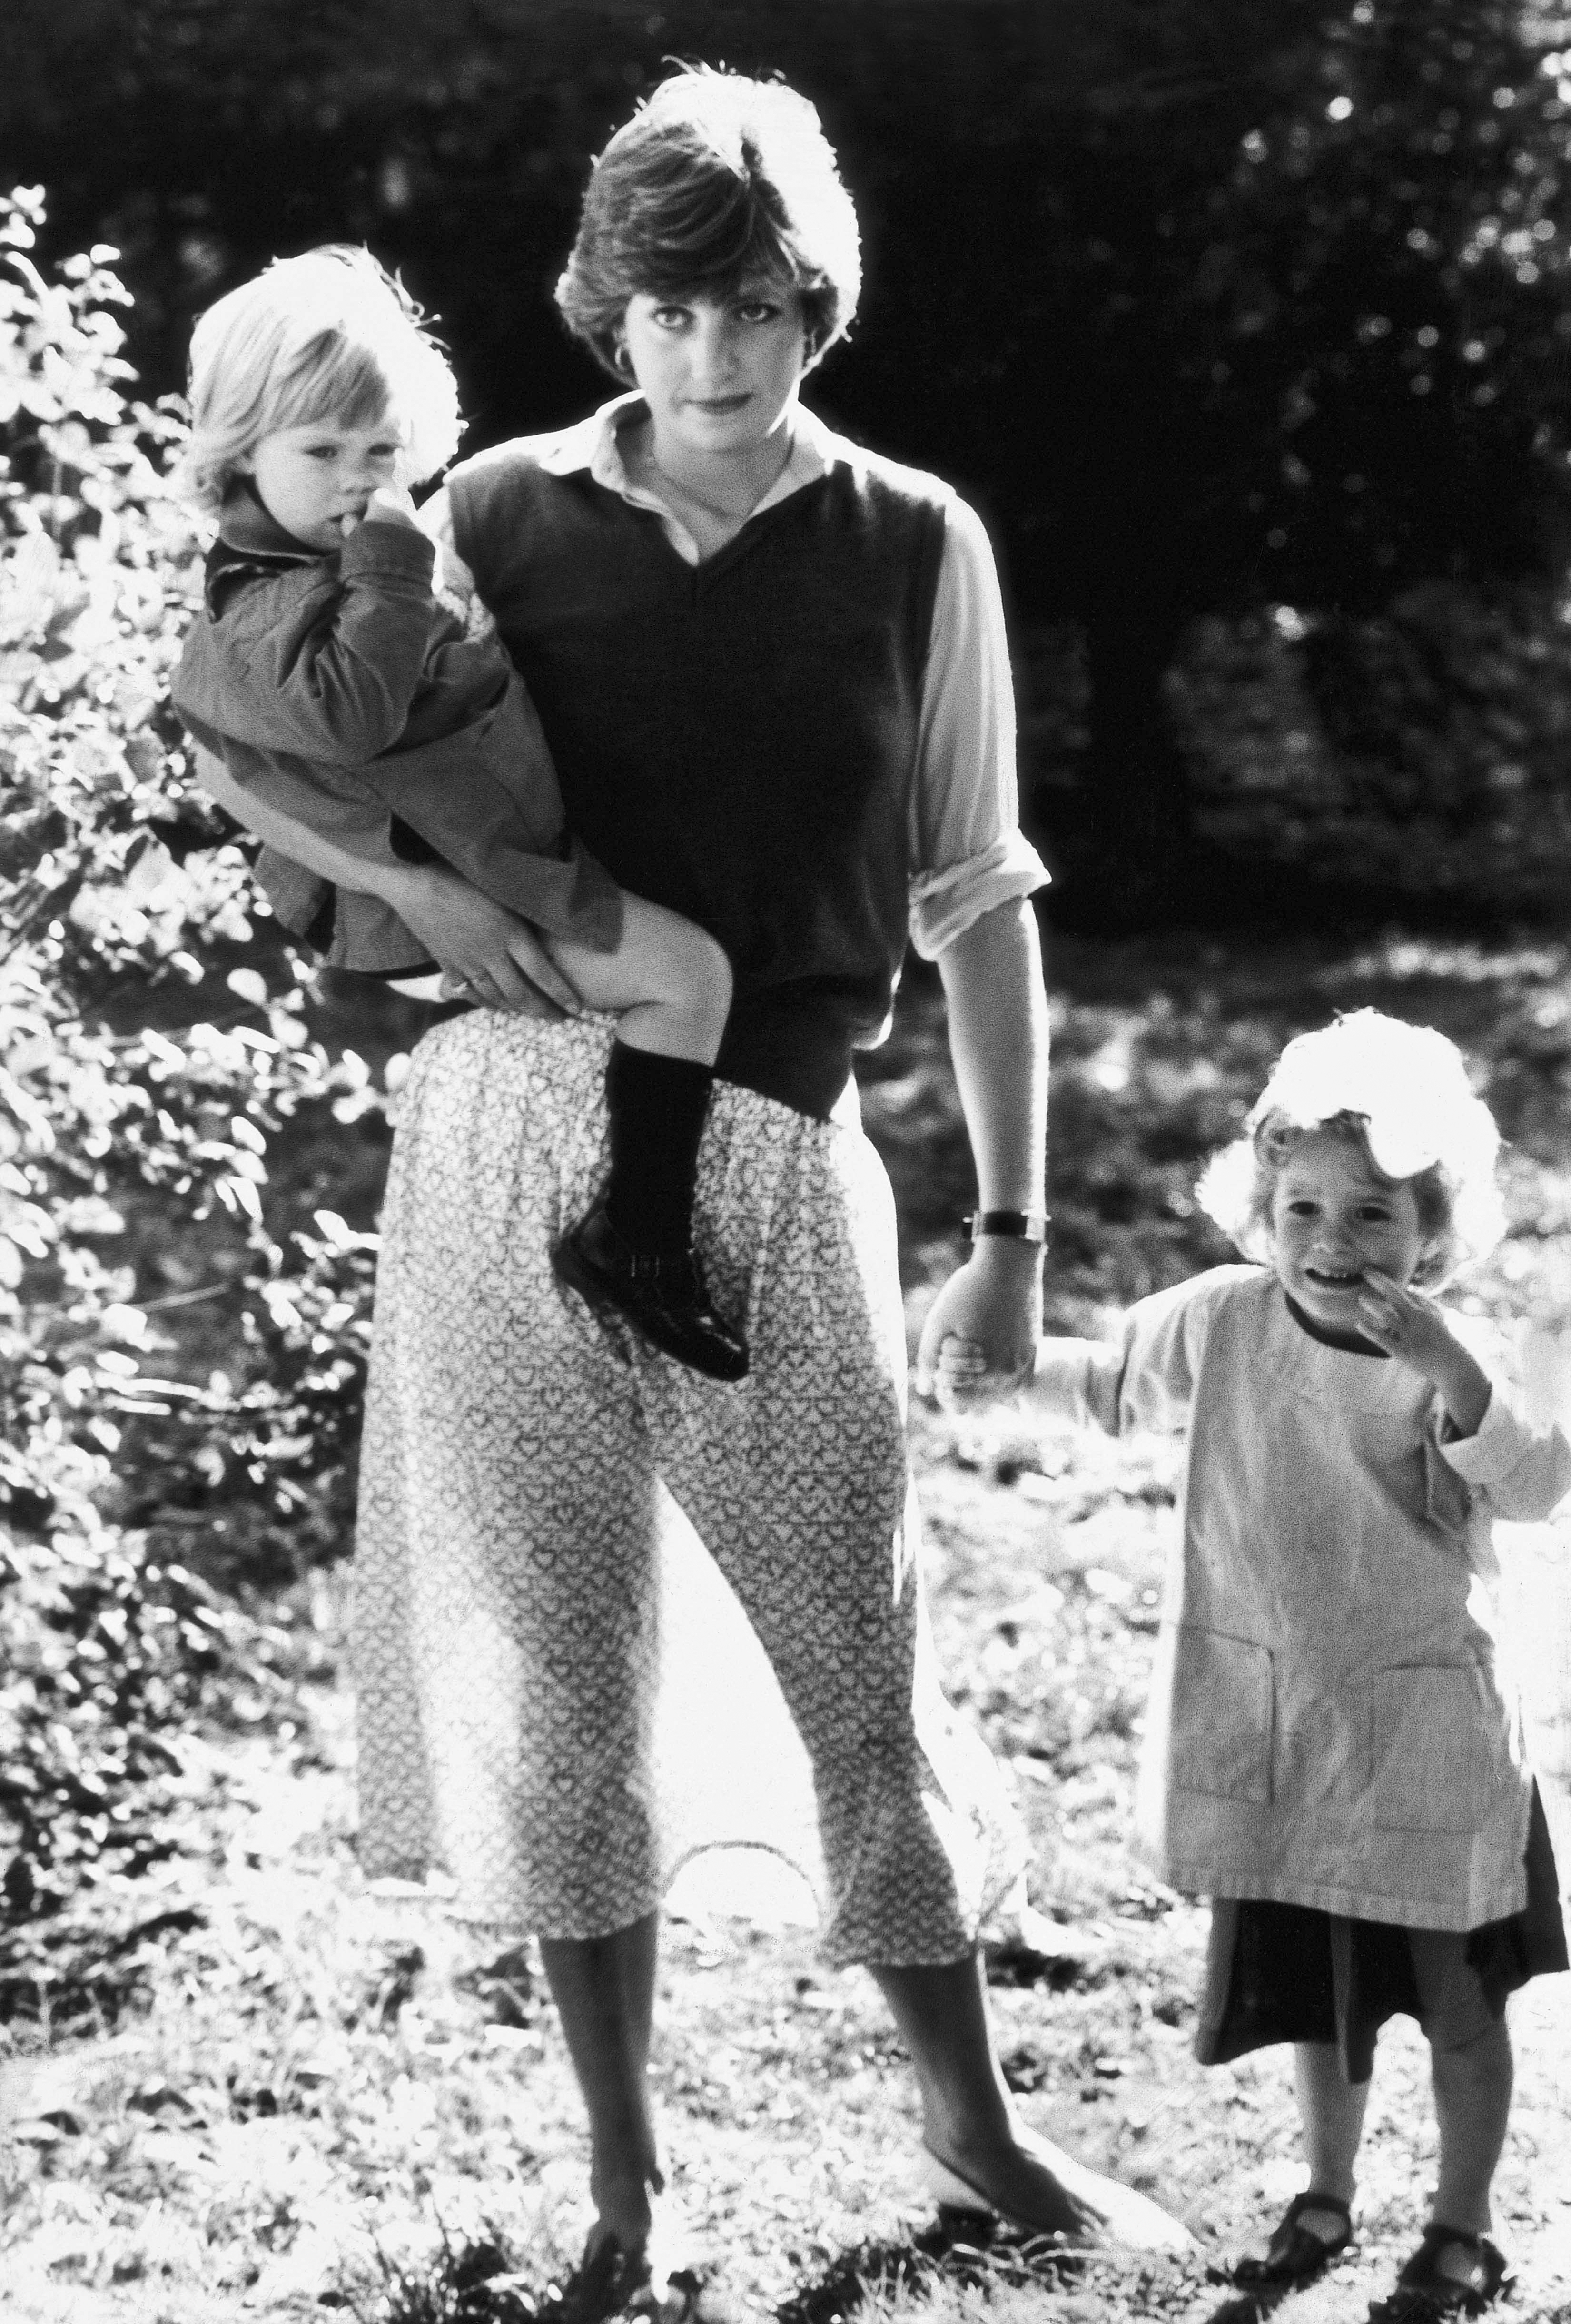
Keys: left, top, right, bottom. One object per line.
{"left": 4, "top": 926, "right": 1570, "bottom": 2320}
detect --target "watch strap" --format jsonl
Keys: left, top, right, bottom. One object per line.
{"left": 965, "top": 1208, "right": 1050, "bottom": 1245}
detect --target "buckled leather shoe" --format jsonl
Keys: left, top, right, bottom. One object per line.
{"left": 553, "top": 1204, "right": 749, "bottom": 1382}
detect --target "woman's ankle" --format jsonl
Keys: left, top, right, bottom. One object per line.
{"left": 924, "top": 2119, "right": 1021, "bottom": 2173}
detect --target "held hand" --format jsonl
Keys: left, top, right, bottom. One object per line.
{"left": 343, "top": 485, "right": 420, "bottom": 537}
{"left": 1356, "top": 1268, "right": 1492, "bottom": 1436}
{"left": 394, "top": 867, "right": 584, "bottom": 1019}
{"left": 915, "top": 1240, "right": 1043, "bottom": 1412}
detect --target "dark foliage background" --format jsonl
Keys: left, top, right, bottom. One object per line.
{"left": 7, "top": 0, "right": 1571, "bottom": 915}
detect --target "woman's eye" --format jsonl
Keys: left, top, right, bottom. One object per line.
{"left": 651, "top": 307, "right": 690, "bottom": 329}
{"left": 736, "top": 301, "right": 780, "bottom": 324}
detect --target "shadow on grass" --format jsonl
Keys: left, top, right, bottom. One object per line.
{"left": 1192, "top": 2280, "right": 1296, "bottom": 2324}
{"left": 0, "top": 1902, "right": 207, "bottom": 2034}
{"left": 336, "top": 2226, "right": 537, "bottom": 2323}
{"left": 777, "top": 2216, "right": 1087, "bottom": 2324}
{"left": 344, "top": 2212, "right": 1089, "bottom": 2324}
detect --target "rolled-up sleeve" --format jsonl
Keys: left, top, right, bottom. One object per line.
{"left": 1440, "top": 1382, "right": 1571, "bottom": 1521}
{"left": 907, "top": 493, "right": 1049, "bottom": 960}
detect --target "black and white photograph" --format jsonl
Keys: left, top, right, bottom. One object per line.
{"left": 2, "top": 4, "right": 1570, "bottom": 2318}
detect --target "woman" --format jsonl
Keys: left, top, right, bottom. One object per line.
{"left": 193, "top": 68, "right": 1191, "bottom": 2306}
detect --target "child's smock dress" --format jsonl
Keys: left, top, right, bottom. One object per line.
{"left": 1035, "top": 1263, "right": 1571, "bottom": 2071}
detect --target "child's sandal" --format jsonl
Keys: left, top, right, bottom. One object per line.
{"left": 1233, "top": 2189, "right": 1354, "bottom": 2288}
{"left": 629, "top": 2266, "right": 752, "bottom": 2324}
{"left": 1367, "top": 2225, "right": 1512, "bottom": 2321}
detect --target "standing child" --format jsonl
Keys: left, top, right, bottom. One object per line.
{"left": 950, "top": 1012, "right": 1571, "bottom": 2318}
{"left": 171, "top": 245, "right": 747, "bottom": 1380}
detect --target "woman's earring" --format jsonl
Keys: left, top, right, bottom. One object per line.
{"left": 613, "top": 342, "right": 633, "bottom": 376}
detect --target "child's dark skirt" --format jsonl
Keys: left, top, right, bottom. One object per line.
{"left": 1196, "top": 1785, "right": 1567, "bottom": 2083}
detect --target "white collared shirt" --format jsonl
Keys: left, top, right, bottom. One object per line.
{"left": 420, "top": 394, "right": 1047, "bottom": 958}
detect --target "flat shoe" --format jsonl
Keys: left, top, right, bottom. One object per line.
{"left": 1234, "top": 2189, "right": 1354, "bottom": 2288}
{"left": 1368, "top": 2225, "right": 1512, "bottom": 2320}
{"left": 920, "top": 2143, "right": 1194, "bottom": 2255}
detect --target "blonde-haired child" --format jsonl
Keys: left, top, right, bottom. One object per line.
{"left": 172, "top": 247, "right": 746, "bottom": 1380}
{"left": 948, "top": 1011, "right": 1570, "bottom": 2317}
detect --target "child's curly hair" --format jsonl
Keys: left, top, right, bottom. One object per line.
{"left": 1196, "top": 1010, "right": 1506, "bottom": 1289}
{"left": 172, "top": 245, "right": 462, "bottom": 514}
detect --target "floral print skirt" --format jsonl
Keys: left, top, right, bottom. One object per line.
{"left": 352, "top": 1009, "right": 1025, "bottom": 1963}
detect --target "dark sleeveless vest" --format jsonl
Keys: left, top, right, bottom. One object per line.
{"left": 446, "top": 435, "right": 949, "bottom": 1118}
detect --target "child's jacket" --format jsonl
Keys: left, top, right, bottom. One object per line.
{"left": 1035, "top": 1266, "right": 1571, "bottom": 1930}
{"left": 172, "top": 487, "right": 621, "bottom": 973}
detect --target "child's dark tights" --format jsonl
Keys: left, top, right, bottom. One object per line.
{"left": 602, "top": 1039, "right": 715, "bottom": 1256}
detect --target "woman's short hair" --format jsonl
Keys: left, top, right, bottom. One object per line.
{"left": 1195, "top": 1011, "right": 1506, "bottom": 1287}
{"left": 173, "top": 245, "right": 462, "bottom": 513}
{"left": 554, "top": 68, "right": 862, "bottom": 379}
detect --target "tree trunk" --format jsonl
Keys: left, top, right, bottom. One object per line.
{"left": 1044, "top": 594, "right": 1197, "bottom": 930}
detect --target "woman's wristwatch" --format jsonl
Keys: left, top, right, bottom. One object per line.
{"left": 964, "top": 1209, "right": 1050, "bottom": 1246}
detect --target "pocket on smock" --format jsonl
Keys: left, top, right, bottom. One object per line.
{"left": 1366, "top": 1664, "right": 1493, "bottom": 1834}
{"left": 1168, "top": 1627, "right": 1275, "bottom": 1802}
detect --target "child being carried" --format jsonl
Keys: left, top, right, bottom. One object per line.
{"left": 172, "top": 245, "right": 746, "bottom": 1382}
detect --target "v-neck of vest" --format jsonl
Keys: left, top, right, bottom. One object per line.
{"left": 632, "top": 469, "right": 837, "bottom": 587}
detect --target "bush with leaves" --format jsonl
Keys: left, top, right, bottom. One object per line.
{"left": 0, "top": 186, "right": 391, "bottom": 1931}
{"left": 1165, "top": 582, "right": 1571, "bottom": 907}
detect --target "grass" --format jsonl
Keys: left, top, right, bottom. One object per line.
{"left": 4, "top": 925, "right": 1571, "bottom": 2321}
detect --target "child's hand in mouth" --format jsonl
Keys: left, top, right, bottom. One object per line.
{"left": 342, "top": 486, "right": 418, "bottom": 537}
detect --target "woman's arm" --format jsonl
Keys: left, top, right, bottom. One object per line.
{"left": 914, "top": 894, "right": 1047, "bottom": 1407}
{"left": 903, "top": 502, "right": 1050, "bottom": 1409}
{"left": 190, "top": 742, "right": 580, "bottom": 1016}
{"left": 906, "top": 495, "right": 1047, "bottom": 956}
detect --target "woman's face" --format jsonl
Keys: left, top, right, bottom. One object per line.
{"left": 619, "top": 280, "right": 809, "bottom": 463}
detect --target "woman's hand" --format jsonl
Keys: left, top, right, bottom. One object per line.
{"left": 1356, "top": 1268, "right": 1492, "bottom": 1437}
{"left": 915, "top": 1239, "right": 1042, "bottom": 1412}
{"left": 390, "top": 864, "right": 584, "bottom": 1018}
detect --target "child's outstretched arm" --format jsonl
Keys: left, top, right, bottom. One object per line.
{"left": 939, "top": 1268, "right": 1228, "bottom": 1435}
{"left": 1027, "top": 1335, "right": 1130, "bottom": 1434}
